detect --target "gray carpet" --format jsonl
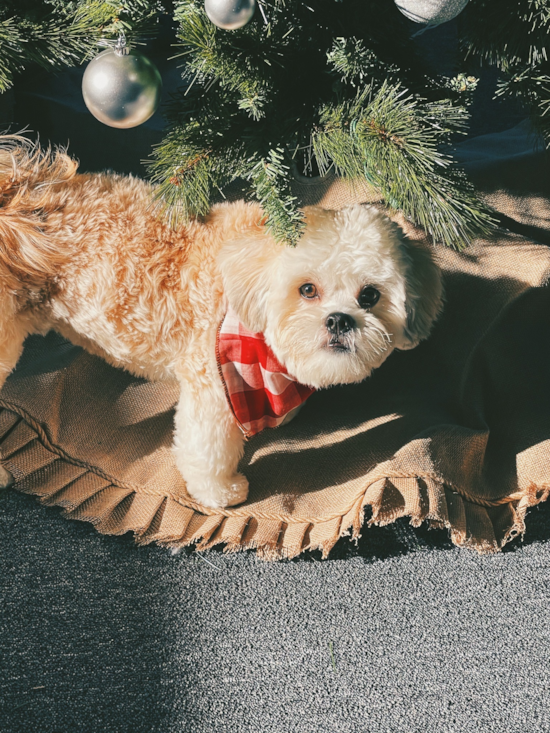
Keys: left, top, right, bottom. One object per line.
{"left": 2, "top": 20, "right": 550, "bottom": 733}
{"left": 2, "top": 489, "right": 550, "bottom": 733}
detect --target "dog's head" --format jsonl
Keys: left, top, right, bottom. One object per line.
{"left": 218, "top": 204, "right": 443, "bottom": 389}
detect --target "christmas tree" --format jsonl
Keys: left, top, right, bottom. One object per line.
{"left": 0, "top": 1, "right": 159, "bottom": 91}
{"left": 1, "top": 1, "right": 549, "bottom": 248}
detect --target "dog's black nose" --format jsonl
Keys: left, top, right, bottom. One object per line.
{"left": 326, "top": 312, "right": 355, "bottom": 335}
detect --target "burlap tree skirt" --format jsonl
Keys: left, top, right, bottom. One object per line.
{"left": 1, "top": 176, "right": 550, "bottom": 558}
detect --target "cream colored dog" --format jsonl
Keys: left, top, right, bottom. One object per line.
{"left": 0, "top": 136, "right": 443, "bottom": 508}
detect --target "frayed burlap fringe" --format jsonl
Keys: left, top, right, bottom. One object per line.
{"left": 2, "top": 403, "right": 546, "bottom": 559}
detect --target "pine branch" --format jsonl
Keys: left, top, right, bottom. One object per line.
{"left": 147, "top": 85, "right": 252, "bottom": 225}
{"left": 173, "top": 2, "right": 273, "bottom": 120}
{"left": 147, "top": 87, "right": 304, "bottom": 243}
{"left": 496, "top": 65, "right": 550, "bottom": 145}
{"left": 154, "top": 1, "right": 501, "bottom": 248}
{"left": 247, "top": 149, "right": 304, "bottom": 245}
{"left": 150, "top": 136, "right": 305, "bottom": 246}
{"left": 313, "top": 82, "right": 496, "bottom": 249}
{"left": 459, "top": 0, "right": 550, "bottom": 145}
{"left": 0, "top": 17, "right": 22, "bottom": 93}
{"left": 327, "top": 37, "right": 401, "bottom": 88}
{"left": 151, "top": 142, "right": 215, "bottom": 226}
{"left": 461, "top": 0, "right": 550, "bottom": 70}
{"left": 0, "top": 0, "right": 162, "bottom": 94}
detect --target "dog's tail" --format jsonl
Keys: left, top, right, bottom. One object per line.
{"left": 0, "top": 134, "right": 78, "bottom": 288}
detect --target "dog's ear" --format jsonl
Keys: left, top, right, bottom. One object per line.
{"left": 218, "top": 223, "right": 282, "bottom": 333}
{"left": 399, "top": 236, "right": 444, "bottom": 350}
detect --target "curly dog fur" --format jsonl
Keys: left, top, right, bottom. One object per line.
{"left": 0, "top": 135, "right": 443, "bottom": 508}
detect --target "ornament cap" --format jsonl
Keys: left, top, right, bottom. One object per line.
{"left": 98, "top": 31, "right": 130, "bottom": 56}
{"left": 114, "top": 31, "right": 130, "bottom": 57}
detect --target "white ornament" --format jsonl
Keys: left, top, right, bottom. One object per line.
{"left": 205, "top": 0, "right": 256, "bottom": 30}
{"left": 82, "top": 35, "right": 162, "bottom": 129}
{"left": 395, "top": 0, "right": 469, "bottom": 26}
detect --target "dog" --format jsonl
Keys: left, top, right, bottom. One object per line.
{"left": 0, "top": 135, "right": 443, "bottom": 508}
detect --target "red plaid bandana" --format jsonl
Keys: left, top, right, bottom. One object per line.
{"left": 216, "top": 307, "right": 315, "bottom": 437}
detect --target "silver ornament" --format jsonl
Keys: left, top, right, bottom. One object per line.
{"left": 82, "top": 38, "right": 162, "bottom": 129}
{"left": 395, "top": 0, "right": 469, "bottom": 25}
{"left": 205, "top": 0, "right": 256, "bottom": 30}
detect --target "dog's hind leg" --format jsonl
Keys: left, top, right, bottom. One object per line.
{"left": 0, "top": 464, "right": 13, "bottom": 488}
{"left": 0, "top": 298, "right": 29, "bottom": 488}
{"left": 0, "top": 298, "right": 27, "bottom": 392}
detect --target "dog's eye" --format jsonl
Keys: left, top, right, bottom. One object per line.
{"left": 300, "top": 283, "right": 318, "bottom": 299}
{"left": 358, "top": 286, "right": 380, "bottom": 309}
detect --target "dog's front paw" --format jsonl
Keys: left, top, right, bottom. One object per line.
{"left": 186, "top": 472, "right": 249, "bottom": 509}
{"left": 222, "top": 473, "right": 250, "bottom": 507}
{"left": 0, "top": 464, "right": 14, "bottom": 489}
